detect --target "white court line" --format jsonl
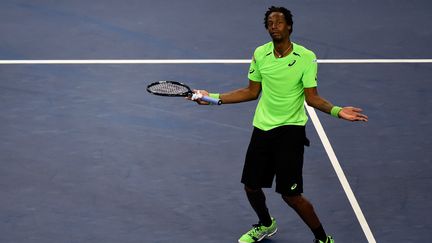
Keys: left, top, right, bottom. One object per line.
{"left": 0, "top": 59, "right": 432, "bottom": 64}
{"left": 305, "top": 104, "right": 376, "bottom": 243}
{"left": 0, "top": 59, "right": 249, "bottom": 64}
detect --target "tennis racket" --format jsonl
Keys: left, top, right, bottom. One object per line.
{"left": 146, "top": 81, "right": 222, "bottom": 105}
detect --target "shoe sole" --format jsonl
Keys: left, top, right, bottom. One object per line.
{"left": 267, "top": 228, "right": 278, "bottom": 237}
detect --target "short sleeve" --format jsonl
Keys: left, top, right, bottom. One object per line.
{"left": 302, "top": 54, "right": 318, "bottom": 88}
{"left": 248, "top": 55, "right": 262, "bottom": 82}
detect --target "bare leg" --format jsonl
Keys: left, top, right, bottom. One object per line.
{"left": 282, "top": 194, "right": 327, "bottom": 241}
{"left": 244, "top": 186, "right": 272, "bottom": 226}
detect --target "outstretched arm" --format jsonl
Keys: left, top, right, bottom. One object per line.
{"left": 304, "top": 87, "right": 368, "bottom": 122}
{"left": 192, "top": 80, "right": 262, "bottom": 105}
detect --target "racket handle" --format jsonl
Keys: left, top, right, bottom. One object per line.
{"left": 201, "top": 95, "right": 222, "bottom": 105}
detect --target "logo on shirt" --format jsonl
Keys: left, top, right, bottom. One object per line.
{"left": 249, "top": 69, "right": 255, "bottom": 74}
{"left": 291, "top": 183, "right": 298, "bottom": 190}
{"left": 288, "top": 60, "right": 296, "bottom": 67}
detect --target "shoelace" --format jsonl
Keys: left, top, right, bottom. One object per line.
{"left": 248, "top": 224, "right": 264, "bottom": 237}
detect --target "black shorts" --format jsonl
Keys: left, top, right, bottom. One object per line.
{"left": 241, "top": 125, "right": 310, "bottom": 195}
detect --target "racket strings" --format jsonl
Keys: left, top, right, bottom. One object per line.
{"left": 148, "top": 82, "right": 189, "bottom": 95}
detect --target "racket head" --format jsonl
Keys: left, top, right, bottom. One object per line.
{"left": 146, "top": 81, "right": 192, "bottom": 97}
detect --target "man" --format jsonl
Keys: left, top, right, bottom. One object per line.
{"left": 191, "top": 6, "right": 368, "bottom": 243}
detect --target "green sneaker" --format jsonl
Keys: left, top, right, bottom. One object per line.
{"left": 238, "top": 217, "right": 277, "bottom": 243}
{"left": 314, "top": 236, "right": 334, "bottom": 243}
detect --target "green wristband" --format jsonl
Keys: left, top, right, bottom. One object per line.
{"left": 330, "top": 106, "right": 342, "bottom": 118}
{"left": 209, "top": 93, "right": 220, "bottom": 99}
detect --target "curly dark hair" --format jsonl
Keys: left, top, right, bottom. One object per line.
{"left": 264, "top": 6, "right": 293, "bottom": 32}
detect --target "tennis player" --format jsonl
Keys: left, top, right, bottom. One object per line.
{"left": 192, "top": 6, "right": 367, "bottom": 243}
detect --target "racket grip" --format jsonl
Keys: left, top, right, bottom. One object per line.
{"left": 201, "top": 95, "right": 222, "bottom": 105}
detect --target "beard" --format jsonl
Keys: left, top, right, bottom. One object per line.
{"left": 271, "top": 36, "right": 284, "bottom": 43}
{"left": 269, "top": 31, "right": 288, "bottom": 43}
{"left": 270, "top": 34, "right": 284, "bottom": 43}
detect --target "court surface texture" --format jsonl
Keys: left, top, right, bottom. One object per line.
{"left": 1, "top": 0, "right": 431, "bottom": 242}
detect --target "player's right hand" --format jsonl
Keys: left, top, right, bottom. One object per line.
{"left": 188, "top": 89, "right": 211, "bottom": 105}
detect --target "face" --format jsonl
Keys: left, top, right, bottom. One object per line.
{"left": 266, "top": 12, "right": 291, "bottom": 42}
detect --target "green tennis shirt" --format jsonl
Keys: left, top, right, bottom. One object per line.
{"left": 248, "top": 42, "right": 318, "bottom": 131}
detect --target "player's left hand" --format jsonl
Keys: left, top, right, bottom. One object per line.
{"left": 339, "top": 107, "right": 368, "bottom": 122}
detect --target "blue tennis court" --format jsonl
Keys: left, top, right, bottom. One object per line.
{"left": 1, "top": 1, "right": 431, "bottom": 242}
